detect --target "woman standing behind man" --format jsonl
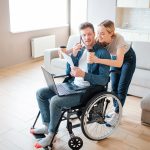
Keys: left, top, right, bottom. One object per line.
{"left": 88, "top": 20, "right": 136, "bottom": 125}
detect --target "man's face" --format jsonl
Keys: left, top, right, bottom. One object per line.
{"left": 80, "top": 27, "right": 95, "bottom": 48}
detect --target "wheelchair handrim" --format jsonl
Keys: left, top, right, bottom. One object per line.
{"left": 81, "top": 92, "right": 122, "bottom": 141}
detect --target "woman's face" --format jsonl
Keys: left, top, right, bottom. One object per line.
{"left": 97, "top": 26, "right": 112, "bottom": 44}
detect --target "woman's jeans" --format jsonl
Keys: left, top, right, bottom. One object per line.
{"left": 36, "top": 87, "right": 83, "bottom": 133}
{"left": 111, "top": 47, "right": 136, "bottom": 113}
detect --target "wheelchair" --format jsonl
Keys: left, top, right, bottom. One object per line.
{"left": 31, "top": 75, "right": 122, "bottom": 150}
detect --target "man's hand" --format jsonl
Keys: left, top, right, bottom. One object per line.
{"left": 72, "top": 43, "right": 82, "bottom": 56}
{"left": 58, "top": 47, "right": 67, "bottom": 58}
{"left": 71, "top": 66, "right": 85, "bottom": 77}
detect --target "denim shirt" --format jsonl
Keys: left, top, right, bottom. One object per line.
{"left": 66, "top": 43, "right": 111, "bottom": 86}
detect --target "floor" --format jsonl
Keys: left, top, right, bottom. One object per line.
{"left": 0, "top": 59, "right": 149, "bottom": 150}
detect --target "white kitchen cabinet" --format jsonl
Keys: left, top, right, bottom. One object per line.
{"left": 117, "top": 0, "right": 136, "bottom": 8}
{"left": 117, "top": 0, "right": 150, "bottom": 8}
{"left": 133, "top": 32, "right": 149, "bottom": 41}
{"left": 116, "top": 28, "right": 150, "bottom": 42}
{"left": 137, "top": 0, "right": 150, "bottom": 8}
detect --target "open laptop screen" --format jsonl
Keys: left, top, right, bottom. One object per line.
{"left": 41, "top": 66, "right": 59, "bottom": 95}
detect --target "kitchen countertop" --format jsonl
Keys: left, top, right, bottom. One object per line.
{"left": 116, "top": 27, "right": 150, "bottom": 33}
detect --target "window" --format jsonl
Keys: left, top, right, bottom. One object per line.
{"left": 9, "top": 0, "right": 68, "bottom": 33}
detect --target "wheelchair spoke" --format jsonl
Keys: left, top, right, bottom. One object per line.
{"left": 81, "top": 92, "right": 122, "bottom": 141}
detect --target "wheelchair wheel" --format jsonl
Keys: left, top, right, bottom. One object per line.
{"left": 81, "top": 92, "right": 122, "bottom": 141}
{"left": 68, "top": 136, "right": 83, "bottom": 150}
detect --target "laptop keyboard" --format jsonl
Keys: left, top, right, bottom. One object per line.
{"left": 56, "top": 83, "right": 86, "bottom": 96}
{"left": 56, "top": 84, "right": 70, "bottom": 95}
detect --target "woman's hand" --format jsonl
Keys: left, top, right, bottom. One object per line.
{"left": 71, "top": 66, "right": 85, "bottom": 77}
{"left": 87, "top": 53, "right": 99, "bottom": 64}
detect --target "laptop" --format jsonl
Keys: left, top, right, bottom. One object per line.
{"left": 41, "top": 66, "right": 89, "bottom": 96}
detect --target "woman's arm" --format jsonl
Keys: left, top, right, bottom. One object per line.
{"left": 71, "top": 49, "right": 111, "bottom": 86}
{"left": 88, "top": 47, "right": 126, "bottom": 68}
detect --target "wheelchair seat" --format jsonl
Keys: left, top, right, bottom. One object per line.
{"left": 80, "top": 84, "right": 107, "bottom": 105}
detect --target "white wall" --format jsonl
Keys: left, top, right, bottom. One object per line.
{"left": 0, "top": 0, "right": 69, "bottom": 68}
{"left": 70, "top": 0, "right": 117, "bottom": 34}
{"left": 70, "top": 0, "right": 87, "bottom": 35}
{"left": 87, "top": 0, "right": 116, "bottom": 27}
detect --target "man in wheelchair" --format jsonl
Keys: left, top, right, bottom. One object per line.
{"left": 31, "top": 22, "right": 121, "bottom": 149}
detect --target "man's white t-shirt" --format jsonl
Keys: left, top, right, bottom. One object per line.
{"left": 74, "top": 49, "right": 90, "bottom": 87}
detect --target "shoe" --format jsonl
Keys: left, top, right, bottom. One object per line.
{"left": 105, "top": 112, "right": 119, "bottom": 127}
{"left": 34, "top": 133, "right": 55, "bottom": 148}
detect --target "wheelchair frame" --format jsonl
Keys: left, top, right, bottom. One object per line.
{"left": 32, "top": 92, "right": 122, "bottom": 150}
{"left": 31, "top": 90, "right": 122, "bottom": 150}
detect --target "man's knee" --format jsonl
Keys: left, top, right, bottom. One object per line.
{"left": 50, "top": 95, "right": 60, "bottom": 105}
{"left": 50, "top": 95, "right": 63, "bottom": 110}
{"left": 36, "top": 87, "right": 53, "bottom": 100}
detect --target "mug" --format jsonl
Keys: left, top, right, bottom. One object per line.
{"left": 59, "top": 46, "right": 66, "bottom": 59}
{"left": 87, "top": 49, "right": 94, "bottom": 64}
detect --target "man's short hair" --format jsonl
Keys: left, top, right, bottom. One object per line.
{"left": 79, "top": 22, "right": 95, "bottom": 32}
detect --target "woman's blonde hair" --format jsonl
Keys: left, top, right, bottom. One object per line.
{"left": 98, "top": 20, "right": 115, "bottom": 37}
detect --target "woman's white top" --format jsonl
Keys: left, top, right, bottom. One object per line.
{"left": 106, "top": 33, "right": 130, "bottom": 56}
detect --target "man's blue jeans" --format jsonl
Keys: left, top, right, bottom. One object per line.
{"left": 111, "top": 47, "right": 136, "bottom": 113}
{"left": 36, "top": 87, "right": 83, "bottom": 133}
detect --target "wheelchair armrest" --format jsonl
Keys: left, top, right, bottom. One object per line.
{"left": 53, "top": 74, "right": 69, "bottom": 78}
